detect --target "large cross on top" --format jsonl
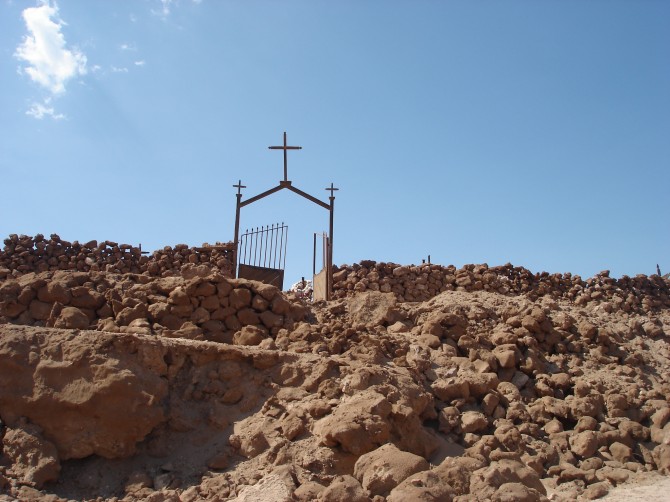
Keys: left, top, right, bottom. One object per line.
{"left": 269, "top": 131, "right": 302, "bottom": 182}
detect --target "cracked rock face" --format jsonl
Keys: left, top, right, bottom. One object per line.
{"left": 0, "top": 263, "right": 668, "bottom": 502}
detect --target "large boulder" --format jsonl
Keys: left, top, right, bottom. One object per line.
{"left": 347, "top": 291, "right": 400, "bottom": 326}
{"left": 353, "top": 443, "right": 429, "bottom": 497}
{"left": 0, "top": 328, "right": 168, "bottom": 459}
{"left": 313, "top": 390, "right": 392, "bottom": 455}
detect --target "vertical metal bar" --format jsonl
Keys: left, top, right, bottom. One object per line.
{"left": 282, "top": 225, "right": 288, "bottom": 271}
{"left": 268, "top": 223, "right": 275, "bottom": 268}
{"left": 234, "top": 195, "right": 242, "bottom": 277}
{"left": 277, "top": 222, "right": 284, "bottom": 269}
{"left": 242, "top": 230, "right": 249, "bottom": 265}
{"left": 262, "top": 225, "right": 270, "bottom": 267}
{"left": 313, "top": 233, "right": 317, "bottom": 277}
{"left": 256, "top": 227, "right": 261, "bottom": 267}
{"left": 253, "top": 227, "right": 258, "bottom": 267}
{"left": 275, "top": 223, "right": 281, "bottom": 268}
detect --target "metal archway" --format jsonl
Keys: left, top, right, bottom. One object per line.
{"left": 232, "top": 132, "right": 337, "bottom": 300}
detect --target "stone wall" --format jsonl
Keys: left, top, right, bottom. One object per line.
{"left": 0, "top": 234, "right": 234, "bottom": 278}
{"left": 332, "top": 261, "right": 670, "bottom": 312}
{"left": 0, "top": 270, "right": 307, "bottom": 345}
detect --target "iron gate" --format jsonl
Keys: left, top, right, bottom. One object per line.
{"left": 237, "top": 223, "right": 287, "bottom": 289}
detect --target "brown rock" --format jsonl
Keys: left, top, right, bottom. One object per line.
{"left": 582, "top": 481, "right": 610, "bottom": 500}
{"left": 347, "top": 291, "right": 399, "bottom": 326}
{"left": 386, "top": 469, "right": 455, "bottom": 502}
{"left": 2, "top": 421, "right": 60, "bottom": 488}
{"left": 469, "top": 459, "right": 546, "bottom": 500}
{"left": 29, "top": 299, "right": 52, "bottom": 320}
{"left": 37, "top": 281, "right": 71, "bottom": 304}
{"left": 353, "top": 443, "right": 429, "bottom": 497}
{"left": 491, "top": 482, "right": 544, "bottom": 502}
{"left": 294, "top": 481, "right": 326, "bottom": 502}
{"left": 319, "top": 475, "right": 370, "bottom": 502}
{"left": 609, "top": 441, "right": 632, "bottom": 463}
{"left": 168, "top": 287, "right": 190, "bottom": 305}
{"left": 54, "top": 306, "right": 90, "bottom": 329}
{"left": 237, "top": 307, "right": 260, "bottom": 325}
{"left": 230, "top": 288, "right": 252, "bottom": 309}
{"left": 494, "top": 349, "right": 517, "bottom": 369}
{"left": 259, "top": 309, "right": 283, "bottom": 329}
{"left": 596, "top": 466, "right": 630, "bottom": 485}
{"left": 432, "top": 377, "right": 470, "bottom": 401}
{"left": 116, "top": 303, "right": 148, "bottom": 326}
{"left": 434, "top": 456, "right": 486, "bottom": 495}
{"left": 570, "top": 430, "right": 601, "bottom": 458}
{"left": 0, "top": 329, "right": 168, "bottom": 460}
{"left": 460, "top": 411, "right": 488, "bottom": 433}
{"left": 578, "top": 320, "right": 598, "bottom": 340}
{"left": 233, "top": 325, "right": 266, "bottom": 346}
{"left": 313, "top": 390, "right": 392, "bottom": 455}
{"left": 653, "top": 444, "right": 670, "bottom": 474}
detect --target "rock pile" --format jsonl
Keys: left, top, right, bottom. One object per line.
{"left": 0, "top": 262, "right": 669, "bottom": 501}
{"left": 0, "top": 270, "right": 307, "bottom": 344}
{"left": 333, "top": 261, "right": 670, "bottom": 312}
{"left": 0, "top": 234, "right": 234, "bottom": 278}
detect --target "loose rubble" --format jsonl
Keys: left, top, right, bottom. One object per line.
{"left": 0, "top": 253, "right": 668, "bottom": 501}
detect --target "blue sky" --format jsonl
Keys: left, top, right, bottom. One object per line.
{"left": 1, "top": 0, "right": 668, "bottom": 284}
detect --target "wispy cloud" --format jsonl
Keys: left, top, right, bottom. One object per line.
{"left": 134, "top": 60, "right": 146, "bottom": 67}
{"left": 152, "top": 0, "right": 174, "bottom": 19}
{"left": 14, "top": 1, "right": 87, "bottom": 95}
{"left": 152, "top": 0, "right": 202, "bottom": 19}
{"left": 111, "top": 66, "right": 128, "bottom": 73}
{"left": 120, "top": 43, "right": 137, "bottom": 52}
{"left": 26, "top": 99, "right": 65, "bottom": 120}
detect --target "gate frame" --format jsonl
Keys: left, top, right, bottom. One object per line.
{"left": 232, "top": 132, "right": 337, "bottom": 300}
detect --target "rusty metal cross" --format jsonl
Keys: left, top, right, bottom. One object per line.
{"left": 233, "top": 180, "right": 246, "bottom": 195}
{"left": 325, "top": 182, "right": 339, "bottom": 198}
{"left": 269, "top": 131, "right": 302, "bottom": 182}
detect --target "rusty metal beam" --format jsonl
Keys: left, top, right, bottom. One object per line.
{"left": 285, "top": 184, "right": 331, "bottom": 210}
{"left": 240, "top": 184, "right": 285, "bottom": 208}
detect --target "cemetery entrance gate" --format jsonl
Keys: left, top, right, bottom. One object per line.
{"left": 232, "top": 132, "right": 337, "bottom": 300}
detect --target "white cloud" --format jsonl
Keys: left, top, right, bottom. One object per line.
{"left": 152, "top": 0, "right": 174, "bottom": 19}
{"left": 134, "top": 60, "right": 146, "bottom": 67}
{"left": 111, "top": 66, "right": 128, "bottom": 73}
{"left": 120, "top": 43, "right": 136, "bottom": 51}
{"left": 14, "top": 1, "right": 87, "bottom": 95}
{"left": 26, "top": 100, "right": 65, "bottom": 120}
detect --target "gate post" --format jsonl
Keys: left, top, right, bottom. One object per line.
{"left": 328, "top": 196, "right": 334, "bottom": 301}
{"left": 233, "top": 180, "right": 245, "bottom": 279}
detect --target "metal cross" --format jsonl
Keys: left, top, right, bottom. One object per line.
{"left": 269, "top": 131, "right": 302, "bottom": 182}
{"left": 233, "top": 180, "right": 246, "bottom": 195}
{"left": 325, "top": 182, "right": 339, "bottom": 198}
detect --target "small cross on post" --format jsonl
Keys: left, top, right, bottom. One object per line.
{"left": 233, "top": 180, "right": 246, "bottom": 196}
{"left": 325, "top": 182, "right": 339, "bottom": 199}
{"left": 269, "top": 132, "right": 302, "bottom": 182}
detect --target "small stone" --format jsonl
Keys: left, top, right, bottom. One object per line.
{"left": 461, "top": 411, "right": 488, "bottom": 433}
